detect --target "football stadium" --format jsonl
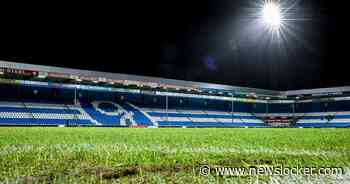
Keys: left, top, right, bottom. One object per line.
{"left": 0, "top": 60, "right": 349, "bottom": 183}
{"left": 1, "top": 0, "right": 350, "bottom": 183}
{"left": 1, "top": 61, "right": 350, "bottom": 129}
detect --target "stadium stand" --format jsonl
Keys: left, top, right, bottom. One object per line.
{"left": 144, "top": 108, "right": 265, "bottom": 127}
{"left": 0, "top": 101, "right": 94, "bottom": 126}
{"left": 295, "top": 112, "right": 350, "bottom": 128}
{"left": 1, "top": 85, "right": 350, "bottom": 128}
{"left": 0, "top": 61, "right": 350, "bottom": 128}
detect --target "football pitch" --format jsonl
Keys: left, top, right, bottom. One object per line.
{"left": 0, "top": 128, "right": 349, "bottom": 183}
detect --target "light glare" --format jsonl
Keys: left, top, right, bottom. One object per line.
{"left": 262, "top": 1, "right": 281, "bottom": 30}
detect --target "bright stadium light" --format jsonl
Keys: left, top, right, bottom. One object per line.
{"left": 262, "top": 1, "right": 281, "bottom": 30}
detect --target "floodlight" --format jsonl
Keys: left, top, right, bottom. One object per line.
{"left": 262, "top": 1, "right": 281, "bottom": 30}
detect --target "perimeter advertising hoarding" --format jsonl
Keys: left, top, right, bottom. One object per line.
{"left": 0, "top": 67, "right": 38, "bottom": 77}
{"left": 48, "top": 72, "right": 71, "bottom": 79}
{"left": 0, "top": 78, "right": 21, "bottom": 85}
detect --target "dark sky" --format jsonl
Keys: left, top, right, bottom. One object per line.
{"left": 2, "top": 0, "right": 349, "bottom": 91}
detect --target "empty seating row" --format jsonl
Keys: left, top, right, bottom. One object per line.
{"left": 256, "top": 112, "right": 350, "bottom": 128}
{"left": 157, "top": 121, "right": 267, "bottom": 127}
{"left": 0, "top": 101, "right": 95, "bottom": 126}
{"left": 141, "top": 108, "right": 265, "bottom": 127}
{"left": 0, "top": 100, "right": 154, "bottom": 127}
{"left": 1, "top": 97, "right": 350, "bottom": 128}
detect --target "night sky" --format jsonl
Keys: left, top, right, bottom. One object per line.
{"left": 2, "top": 0, "right": 349, "bottom": 91}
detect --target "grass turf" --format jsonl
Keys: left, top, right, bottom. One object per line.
{"left": 0, "top": 128, "right": 349, "bottom": 183}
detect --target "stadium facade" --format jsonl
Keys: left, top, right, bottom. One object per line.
{"left": 0, "top": 60, "right": 349, "bottom": 128}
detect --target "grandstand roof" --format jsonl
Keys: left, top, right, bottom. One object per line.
{"left": 1, "top": 60, "right": 349, "bottom": 98}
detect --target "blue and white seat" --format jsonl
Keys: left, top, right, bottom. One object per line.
{"left": 0, "top": 101, "right": 95, "bottom": 126}
{"left": 292, "top": 112, "right": 350, "bottom": 128}
{"left": 142, "top": 108, "right": 266, "bottom": 127}
{"left": 329, "top": 112, "right": 350, "bottom": 127}
{"left": 2, "top": 97, "right": 350, "bottom": 128}
{"left": 0, "top": 100, "right": 155, "bottom": 127}
{"left": 80, "top": 101, "right": 134, "bottom": 126}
